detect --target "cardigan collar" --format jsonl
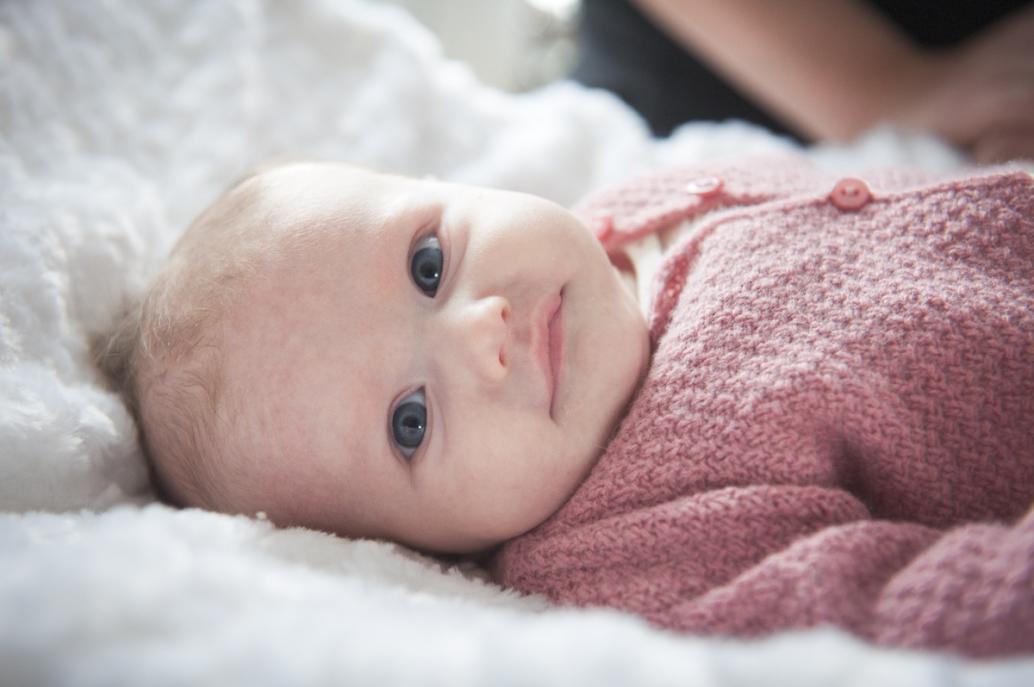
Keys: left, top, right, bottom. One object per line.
{"left": 572, "top": 154, "right": 831, "bottom": 255}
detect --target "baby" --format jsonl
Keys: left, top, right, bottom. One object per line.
{"left": 104, "top": 161, "right": 650, "bottom": 553}
{"left": 101, "top": 156, "right": 1034, "bottom": 658}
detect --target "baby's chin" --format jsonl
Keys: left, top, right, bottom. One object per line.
{"left": 587, "top": 274, "right": 651, "bottom": 442}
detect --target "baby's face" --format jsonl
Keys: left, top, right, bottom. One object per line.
{"left": 217, "top": 163, "right": 649, "bottom": 552}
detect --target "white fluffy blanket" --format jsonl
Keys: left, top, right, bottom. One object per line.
{"left": 3, "top": 1, "right": 1031, "bottom": 684}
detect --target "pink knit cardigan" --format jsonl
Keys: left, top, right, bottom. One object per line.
{"left": 492, "top": 156, "right": 1034, "bottom": 658}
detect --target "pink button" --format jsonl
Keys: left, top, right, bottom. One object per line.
{"left": 829, "top": 177, "right": 871, "bottom": 211}
{"left": 684, "top": 176, "right": 723, "bottom": 196}
{"left": 591, "top": 214, "right": 613, "bottom": 240}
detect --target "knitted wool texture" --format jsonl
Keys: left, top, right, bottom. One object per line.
{"left": 492, "top": 157, "right": 1034, "bottom": 658}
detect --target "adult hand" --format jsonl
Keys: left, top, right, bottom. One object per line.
{"left": 892, "top": 7, "right": 1034, "bottom": 163}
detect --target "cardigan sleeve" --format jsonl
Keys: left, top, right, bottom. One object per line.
{"left": 496, "top": 486, "right": 1034, "bottom": 658}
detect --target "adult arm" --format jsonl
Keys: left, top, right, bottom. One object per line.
{"left": 632, "top": 0, "right": 1034, "bottom": 161}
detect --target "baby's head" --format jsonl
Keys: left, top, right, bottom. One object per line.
{"left": 113, "top": 162, "right": 649, "bottom": 552}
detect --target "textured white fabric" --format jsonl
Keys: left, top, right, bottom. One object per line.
{"left": 5, "top": 0, "right": 1029, "bottom": 684}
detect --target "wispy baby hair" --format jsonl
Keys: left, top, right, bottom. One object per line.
{"left": 94, "top": 167, "right": 276, "bottom": 509}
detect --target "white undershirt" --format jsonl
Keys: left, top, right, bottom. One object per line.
{"left": 616, "top": 219, "right": 695, "bottom": 318}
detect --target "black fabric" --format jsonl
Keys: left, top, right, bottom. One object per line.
{"left": 572, "top": 0, "right": 1031, "bottom": 139}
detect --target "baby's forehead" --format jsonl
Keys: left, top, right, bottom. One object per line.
{"left": 184, "top": 162, "right": 452, "bottom": 304}
{"left": 252, "top": 164, "right": 403, "bottom": 232}
{"left": 182, "top": 165, "right": 349, "bottom": 254}
{"left": 246, "top": 162, "right": 391, "bottom": 206}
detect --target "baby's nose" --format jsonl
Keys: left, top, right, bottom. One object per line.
{"left": 452, "top": 295, "right": 510, "bottom": 383}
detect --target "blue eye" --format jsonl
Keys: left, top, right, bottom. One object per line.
{"left": 391, "top": 389, "right": 427, "bottom": 460}
{"left": 410, "top": 234, "right": 443, "bottom": 297}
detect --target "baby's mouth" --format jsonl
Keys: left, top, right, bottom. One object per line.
{"left": 546, "top": 288, "right": 565, "bottom": 419}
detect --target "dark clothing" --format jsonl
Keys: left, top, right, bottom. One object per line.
{"left": 573, "top": 0, "right": 1031, "bottom": 138}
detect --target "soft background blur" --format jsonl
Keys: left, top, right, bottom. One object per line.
{"left": 380, "top": 0, "right": 581, "bottom": 90}
{"left": 4, "top": 2, "right": 1005, "bottom": 684}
